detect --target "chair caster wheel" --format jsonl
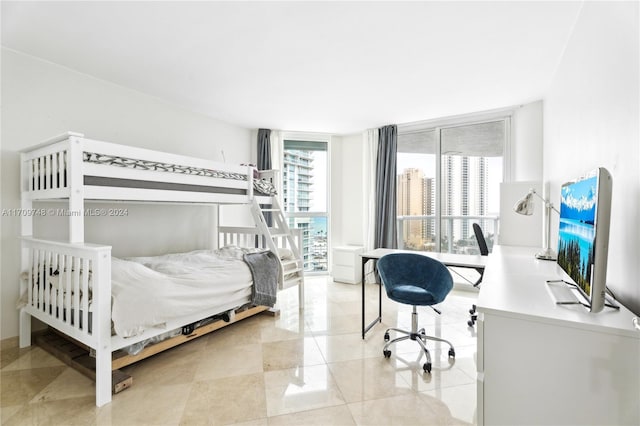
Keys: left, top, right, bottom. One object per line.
{"left": 423, "top": 362, "right": 431, "bottom": 373}
{"left": 383, "top": 349, "right": 391, "bottom": 358}
{"left": 384, "top": 332, "right": 389, "bottom": 342}
{"left": 448, "top": 348, "right": 455, "bottom": 358}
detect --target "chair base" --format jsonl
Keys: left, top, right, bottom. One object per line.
{"left": 382, "top": 306, "right": 455, "bottom": 373}
{"left": 468, "top": 304, "right": 478, "bottom": 327}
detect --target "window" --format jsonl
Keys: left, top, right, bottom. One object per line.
{"left": 282, "top": 138, "right": 329, "bottom": 273}
{"left": 397, "top": 117, "right": 507, "bottom": 254}
{"left": 397, "top": 129, "right": 437, "bottom": 251}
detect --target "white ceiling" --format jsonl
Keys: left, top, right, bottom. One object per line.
{"left": 1, "top": 1, "right": 582, "bottom": 134}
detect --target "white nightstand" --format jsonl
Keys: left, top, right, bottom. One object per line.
{"left": 332, "top": 245, "right": 364, "bottom": 284}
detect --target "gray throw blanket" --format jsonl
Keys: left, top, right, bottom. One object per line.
{"left": 243, "top": 250, "right": 279, "bottom": 307}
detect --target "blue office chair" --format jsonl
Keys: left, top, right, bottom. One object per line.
{"left": 377, "top": 253, "right": 456, "bottom": 373}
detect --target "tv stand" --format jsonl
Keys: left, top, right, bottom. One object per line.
{"left": 476, "top": 246, "right": 640, "bottom": 426}
{"left": 545, "top": 279, "right": 620, "bottom": 310}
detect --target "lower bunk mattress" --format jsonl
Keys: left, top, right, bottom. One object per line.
{"left": 19, "top": 245, "right": 280, "bottom": 339}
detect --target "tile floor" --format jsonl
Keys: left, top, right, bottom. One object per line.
{"left": 1, "top": 276, "right": 479, "bottom": 425}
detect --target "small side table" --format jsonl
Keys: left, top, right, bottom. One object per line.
{"left": 332, "top": 245, "right": 364, "bottom": 284}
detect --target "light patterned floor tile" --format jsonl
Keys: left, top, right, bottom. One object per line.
{"left": 421, "top": 382, "right": 477, "bottom": 425}
{"left": 306, "top": 312, "right": 362, "bottom": 336}
{"left": 3, "top": 396, "right": 98, "bottom": 426}
{"left": 264, "top": 364, "right": 346, "bottom": 416}
{"left": 193, "top": 342, "right": 263, "bottom": 381}
{"left": 347, "top": 393, "right": 468, "bottom": 426}
{"left": 262, "top": 337, "right": 326, "bottom": 371}
{"left": 0, "top": 346, "right": 21, "bottom": 370}
{"left": 1, "top": 366, "right": 66, "bottom": 407}
{"left": 267, "top": 404, "right": 356, "bottom": 425}
{"left": 30, "top": 367, "right": 95, "bottom": 403}
{"left": 0, "top": 276, "right": 479, "bottom": 426}
{"left": 1, "top": 405, "right": 23, "bottom": 424}
{"left": 327, "top": 357, "right": 413, "bottom": 403}
{"left": 180, "top": 373, "right": 267, "bottom": 425}
{"left": 314, "top": 333, "right": 382, "bottom": 363}
{"left": 98, "top": 382, "right": 192, "bottom": 425}
{"left": 1, "top": 346, "right": 65, "bottom": 372}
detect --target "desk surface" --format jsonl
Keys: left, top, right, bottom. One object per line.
{"left": 477, "top": 245, "right": 639, "bottom": 338}
{"left": 476, "top": 245, "right": 640, "bottom": 426}
{"left": 361, "top": 248, "right": 487, "bottom": 269}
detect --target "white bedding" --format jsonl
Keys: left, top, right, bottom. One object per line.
{"left": 112, "top": 246, "right": 253, "bottom": 337}
{"left": 18, "top": 246, "right": 279, "bottom": 338}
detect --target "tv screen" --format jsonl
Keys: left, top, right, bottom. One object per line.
{"left": 557, "top": 167, "right": 612, "bottom": 312}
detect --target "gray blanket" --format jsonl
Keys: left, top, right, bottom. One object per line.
{"left": 243, "top": 250, "right": 279, "bottom": 307}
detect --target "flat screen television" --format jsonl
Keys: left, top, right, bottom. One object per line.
{"left": 556, "top": 167, "right": 612, "bottom": 312}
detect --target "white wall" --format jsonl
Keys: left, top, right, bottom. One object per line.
{"left": 543, "top": 2, "right": 639, "bottom": 315}
{"left": 1, "top": 49, "right": 252, "bottom": 339}
{"left": 331, "top": 133, "right": 364, "bottom": 247}
{"left": 512, "top": 100, "right": 543, "bottom": 182}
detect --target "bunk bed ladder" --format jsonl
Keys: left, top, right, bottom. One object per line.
{"left": 250, "top": 198, "right": 305, "bottom": 303}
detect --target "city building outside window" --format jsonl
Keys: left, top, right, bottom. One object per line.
{"left": 282, "top": 138, "right": 329, "bottom": 273}
{"left": 397, "top": 118, "right": 507, "bottom": 254}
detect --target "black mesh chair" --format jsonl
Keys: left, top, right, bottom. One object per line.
{"left": 468, "top": 223, "right": 488, "bottom": 327}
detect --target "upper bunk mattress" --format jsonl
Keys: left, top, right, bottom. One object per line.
{"left": 83, "top": 151, "right": 277, "bottom": 196}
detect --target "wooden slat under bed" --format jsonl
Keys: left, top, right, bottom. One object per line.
{"left": 35, "top": 305, "right": 276, "bottom": 394}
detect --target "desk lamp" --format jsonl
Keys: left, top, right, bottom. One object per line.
{"left": 513, "top": 188, "right": 559, "bottom": 261}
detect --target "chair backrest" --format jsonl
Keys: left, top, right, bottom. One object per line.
{"left": 377, "top": 253, "right": 453, "bottom": 305}
{"left": 473, "top": 223, "right": 489, "bottom": 256}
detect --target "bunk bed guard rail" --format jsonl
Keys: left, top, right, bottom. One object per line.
{"left": 20, "top": 238, "right": 112, "bottom": 348}
{"left": 20, "top": 237, "right": 113, "bottom": 406}
{"left": 20, "top": 132, "right": 262, "bottom": 206}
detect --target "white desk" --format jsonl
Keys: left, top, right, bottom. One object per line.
{"left": 476, "top": 245, "right": 640, "bottom": 425}
{"left": 360, "top": 248, "right": 486, "bottom": 339}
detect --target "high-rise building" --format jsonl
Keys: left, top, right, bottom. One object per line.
{"left": 442, "top": 156, "right": 487, "bottom": 243}
{"left": 282, "top": 148, "right": 328, "bottom": 271}
{"left": 398, "top": 168, "right": 434, "bottom": 250}
{"left": 423, "top": 176, "right": 435, "bottom": 241}
{"left": 283, "top": 149, "right": 314, "bottom": 269}
{"left": 398, "top": 156, "right": 488, "bottom": 251}
{"left": 283, "top": 150, "right": 313, "bottom": 213}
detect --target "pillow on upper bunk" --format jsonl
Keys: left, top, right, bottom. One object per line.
{"left": 240, "top": 163, "right": 259, "bottom": 179}
{"left": 254, "top": 179, "right": 277, "bottom": 196}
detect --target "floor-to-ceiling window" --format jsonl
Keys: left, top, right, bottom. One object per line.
{"left": 397, "top": 116, "right": 507, "bottom": 254}
{"left": 282, "top": 137, "right": 329, "bottom": 273}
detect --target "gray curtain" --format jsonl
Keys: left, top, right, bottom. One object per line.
{"left": 375, "top": 125, "right": 398, "bottom": 248}
{"left": 257, "top": 129, "right": 272, "bottom": 171}
{"left": 256, "top": 129, "right": 273, "bottom": 227}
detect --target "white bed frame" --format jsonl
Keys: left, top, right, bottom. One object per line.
{"left": 19, "top": 132, "right": 304, "bottom": 406}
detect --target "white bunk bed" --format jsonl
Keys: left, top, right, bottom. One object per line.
{"left": 18, "top": 132, "right": 304, "bottom": 406}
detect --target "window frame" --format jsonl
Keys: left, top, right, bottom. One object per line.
{"left": 281, "top": 131, "right": 332, "bottom": 274}
{"left": 397, "top": 108, "right": 513, "bottom": 252}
